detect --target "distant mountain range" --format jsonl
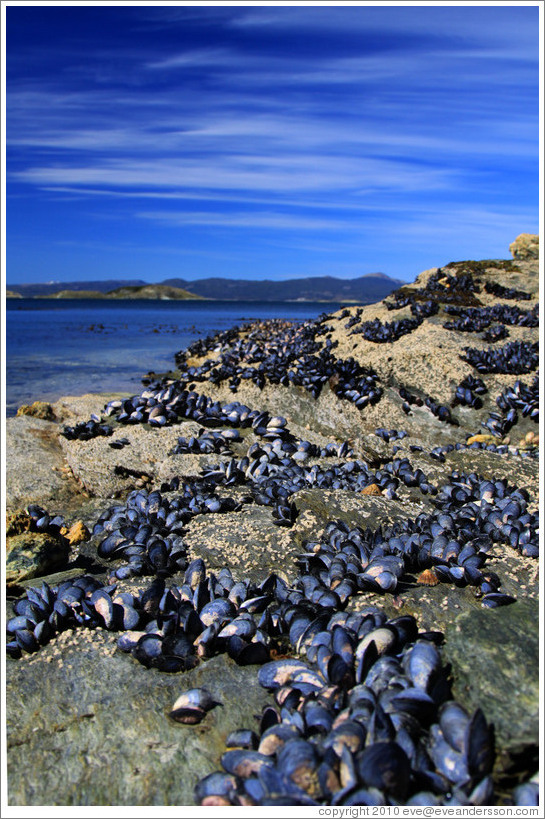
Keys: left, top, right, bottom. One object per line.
{"left": 6, "top": 273, "right": 403, "bottom": 303}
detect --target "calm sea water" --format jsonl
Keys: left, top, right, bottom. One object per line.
{"left": 5, "top": 299, "right": 342, "bottom": 416}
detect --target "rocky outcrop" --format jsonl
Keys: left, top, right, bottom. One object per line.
{"left": 5, "top": 244, "right": 539, "bottom": 806}
{"left": 16, "top": 401, "right": 57, "bottom": 421}
{"left": 509, "top": 233, "right": 539, "bottom": 260}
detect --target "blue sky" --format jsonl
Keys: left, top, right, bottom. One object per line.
{"left": 5, "top": 2, "right": 540, "bottom": 284}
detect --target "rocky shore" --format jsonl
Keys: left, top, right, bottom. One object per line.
{"left": 5, "top": 236, "right": 540, "bottom": 807}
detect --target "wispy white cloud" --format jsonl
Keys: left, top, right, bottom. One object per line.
{"left": 230, "top": 4, "right": 538, "bottom": 55}
{"left": 15, "top": 152, "right": 454, "bottom": 196}
{"left": 391, "top": 205, "right": 539, "bottom": 244}
{"left": 136, "top": 210, "right": 350, "bottom": 231}
{"left": 145, "top": 48, "right": 233, "bottom": 70}
{"left": 35, "top": 185, "right": 387, "bottom": 212}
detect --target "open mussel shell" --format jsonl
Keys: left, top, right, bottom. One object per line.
{"left": 169, "top": 704, "right": 207, "bottom": 724}
{"left": 169, "top": 687, "right": 220, "bottom": 724}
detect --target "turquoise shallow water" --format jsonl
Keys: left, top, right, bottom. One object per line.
{"left": 5, "top": 299, "right": 341, "bottom": 416}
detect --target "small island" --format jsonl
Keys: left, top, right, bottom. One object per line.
{"left": 105, "top": 284, "right": 203, "bottom": 300}
{"left": 34, "top": 285, "right": 204, "bottom": 300}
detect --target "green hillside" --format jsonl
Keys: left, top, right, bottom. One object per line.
{"left": 105, "top": 284, "right": 202, "bottom": 300}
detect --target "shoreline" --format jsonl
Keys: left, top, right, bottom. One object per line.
{"left": 5, "top": 301, "right": 341, "bottom": 415}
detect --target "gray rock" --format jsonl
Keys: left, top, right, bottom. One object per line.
{"left": 444, "top": 598, "right": 539, "bottom": 775}
{"left": 59, "top": 424, "right": 192, "bottom": 498}
{"left": 6, "top": 633, "right": 269, "bottom": 806}
{"left": 5, "top": 415, "right": 82, "bottom": 513}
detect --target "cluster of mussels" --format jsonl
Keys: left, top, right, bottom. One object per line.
{"left": 25, "top": 504, "right": 66, "bottom": 536}
{"left": 7, "top": 491, "right": 539, "bottom": 806}
{"left": 452, "top": 375, "right": 488, "bottom": 410}
{"left": 385, "top": 267, "right": 482, "bottom": 312}
{"left": 495, "top": 376, "right": 540, "bottom": 421}
{"left": 62, "top": 415, "right": 113, "bottom": 441}
{"left": 348, "top": 316, "right": 422, "bottom": 343}
{"left": 479, "top": 377, "right": 539, "bottom": 440}
{"left": 417, "top": 269, "right": 482, "bottom": 298}
{"left": 461, "top": 340, "right": 539, "bottom": 375}
{"left": 442, "top": 303, "right": 538, "bottom": 333}
{"left": 91, "top": 461, "right": 536, "bottom": 589}
{"left": 379, "top": 269, "right": 536, "bottom": 354}
{"left": 482, "top": 325, "right": 509, "bottom": 343}
{"left": 199, "top": 633, "right": 496, "bottom": 806}
{"left": 175, "top": 318, "right": 336, "bottom": 398}
{"left": 373, "top": 428, "right": 408, "bottom": 443}
{"left": 397, "top": 385, "right": 457, "bottom": 426}
{"left": 484, "top": 281, "right": 532, "bottom": 300}
{"left": 350, "top": 299, "right": 438, "bottom": 336}
{"left": 98, "top": 389, "right": 544, "bottom": 587}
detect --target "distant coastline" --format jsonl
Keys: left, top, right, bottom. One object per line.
{"left": 6, "top": 273, "right": 402, "bottom": 303}
{"left": 7, "top": 294, "right": 372, "bottom": 304}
